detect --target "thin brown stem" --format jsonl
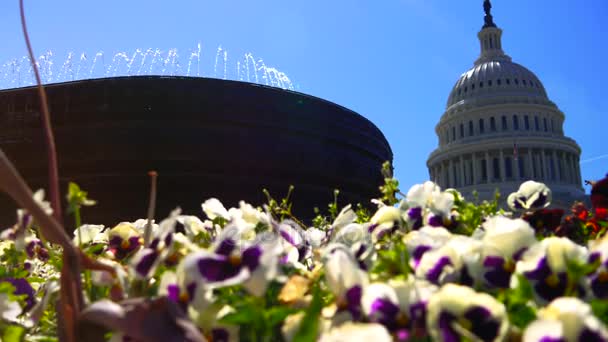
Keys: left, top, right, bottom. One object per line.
{"left": 144, "top": 171, "right": 158, "bottom": 246}
{"left": 19, "top": 0, "right": 62, "bottom": 223}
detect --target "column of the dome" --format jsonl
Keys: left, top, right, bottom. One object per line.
{"left": 541, "top": 150, "right": 548, "bottom": 182}
{"left": 527, "top": 148, "right": 534, "bottom": 179}
{"left": 472, "top": 153, "right": 478, "bottom": 185}
{"left": 561, "top": 154, "right": 569, "bottom": 184}
{"left": 499, "top": 149, "right": 505, "bottom": 182}
{"left": 445, "top": 158, "right": 454, "bottom": 188}
{"left": 443, "top": 161, "right": 449, "bottom": 188}
{"left": 553, "top": 150, "right": 561, "bottom": 182}
{"left": 534, "top": 150, "right": 541, "bottom": 179}
{"left": 460, "top": 156, "right": 465, "bottom": 186}
{"left": 567, "top": 154, "right": 574, "bottom": 185}
{"left": 484, "top": 151, "right": 490, "bottom": 184}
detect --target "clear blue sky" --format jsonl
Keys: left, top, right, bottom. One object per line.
{"left": 1, "top": 0, "right": 606, "bottom": 194}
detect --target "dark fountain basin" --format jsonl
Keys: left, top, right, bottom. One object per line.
{"left": 0, "top": 76, "right": 392, "bottom": 227}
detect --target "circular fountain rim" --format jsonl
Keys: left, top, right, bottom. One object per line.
{"left": 0, "top": 75, "right": 393, "bottom": 154}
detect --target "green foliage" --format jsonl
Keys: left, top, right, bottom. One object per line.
{"left": 497, "top": 275, "right": 537, "bottom": 328}
{"left": 293, "top": 283, "right": 323, "bottom": 342}
{"left": 379, "top": 161, "right": 400, "bottom": 206}
{"left": 371, "top": 238, "right": 411, "bottom": 281}
{"left": 451, "top": 190, "right": 500, "bottom": 235}
{"left": 591, "top": 299, "right": 608, "bottom": 326}
{"left": 1, "top": 324, "right": 26, "bottom": 342}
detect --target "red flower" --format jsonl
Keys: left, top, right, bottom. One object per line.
{"left": 595, "top": 208, "right": 608, "bottom": 221}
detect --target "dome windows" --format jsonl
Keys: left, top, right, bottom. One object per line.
{"left": 497, "top": 79, "right": 502, "bottom": 85}
{"left": 469, "top": 121, "right": 474, "bottom": 136}
{"left": 513, "top": 115, "right": 519, "bottom": 130}
{"left": 535, "top": 116, "right": 540, "bottom": 130}
{"left": 501, "top": 116, "right": 508, "bottom": 130}
{"left": 488, "top": 80, "right": 493, "bottom": 86}
{"left": 506, "top": 79, "right": 511, "bottom": 85}
{"left": 479, "top": 119, "right": 485, "bottom": 133}
{"left": 524, "top": 115, "right": 530, "bottom": 130}
{"left": 490, "top": 117, "right": 496, "bottom": 131}
{"left": 514, "top": 78, "right": 519, "bottom": 85}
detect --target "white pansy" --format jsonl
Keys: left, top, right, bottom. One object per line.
{"left": 481, "top": 217, "right": 536, "bottom": 257}
{"left": 426, "top": 284, "right": 508, "bottom": 342}
{"left": 319, "top": 323, "right": 392, "bottom": 342}
{"left": 201, "top": 198, "right": 230, "bottom": 220}
{"left": 323, "top": 244, "right": 368, "bottom": 299}
{"left": 331, "top": 205, "right": 357, "bottom": 233}
{"left": 523, "top": 297, "right": 608, "bottom": 341}
{"left": 73, "top": 224, "right": 107, "bottom": 245}
{"left": 403, "top": 226, "right": 453, "bottom": 268}
{"left": 0, "top": 293, "right": 21, "bottom": 322}
{"left": 305, "top": 227, "right": 326, "bottom": 248}
{"left": 507, "top": 180, "right": 552, "bottom": 211}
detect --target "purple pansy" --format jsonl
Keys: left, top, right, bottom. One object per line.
{"left": 515, "top": 237, "right": 589, "bottom": 303}
{"left": 1, "top": 277, "right": 36, "bottom": 311}
{"left": 427, "top": 284, "right": 508, "bottom": 342}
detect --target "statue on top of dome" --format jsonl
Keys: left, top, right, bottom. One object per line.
{"left": 483, "top": 0, "right": 497, "bottom": 28}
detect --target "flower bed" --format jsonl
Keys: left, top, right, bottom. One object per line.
{"left": 0, "top": 167, "right": 607, "bottom": 342}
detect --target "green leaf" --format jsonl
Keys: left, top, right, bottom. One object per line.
{"left": 219, "top": 301, "right": 258, "bottom": 325}
{"left": 591, "top": 299, "right": 608, "bottom": 326}
{"left": 292, "top": 284, "right": 323, "bottom": 342}
{"left": 265, "top": 306, "right": 300, "bottom": 327}
{"left": 2, "top": 324, "right": 26, "bottom": 342}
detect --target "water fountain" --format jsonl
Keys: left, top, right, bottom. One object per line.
{"left": 0, "top": 44, "right": 295, "bottom": 90}
{"left": 0, "top": 45, "right": 392, "bottom": 227}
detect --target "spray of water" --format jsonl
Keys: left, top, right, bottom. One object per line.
{"left": 0, "top": 44, "right": 295, "bottom": 90}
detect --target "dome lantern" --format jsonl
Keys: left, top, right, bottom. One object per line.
{"left": 476, "top": 0, "right": 511, "bottom": 65}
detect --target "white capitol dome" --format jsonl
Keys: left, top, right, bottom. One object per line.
{"left": 427, "top": 0, "right": 584, "bottom": 206}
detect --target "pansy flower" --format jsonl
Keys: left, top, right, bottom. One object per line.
{"left": 130, "top": 209, "right": 183, "bottom": 279}
{"left": 201, "top": 198, "right": 230, "bottom": 221}
{"left": 405, "top": 181, "right": 455, "bottom": 228}
{"left": 228, "top": 200, "right": 270, "bottom": 232}
{"left": 403, "top": 226, "right": 452, "bottom": 269}
{"left": 73, "top": 224, "right": 108, "bottom": 247}
{"left": 179, "top": 226, "right": 283, "bottom": 297}
{"left": 107, "top": 222, "right": 144, "bottom": 259}
{"left": 523, "top": 297, "right": 608, "bottom": 341}
{"left": 416, "top": 236, "right": 481, "bottom": 286}
{"left": 426, "top": 284, "right": 509, "bottom": 342}
{"left": 588, "top": 234, "right": 608, "bottom": 299}
{"left": 323, "top": 244, "right": 368, "bottom": 320}
{"left": 319, "top": 322, "right": 393, "bottom": 342}
{"left": 331, "top": 223, "right": 374, "bottom": 270}
{"left": 361, "top": 279, "right": 437, "bottom": 340}
{"left": 514, "top": 237, "right": 589, "bottom": 303}
{"left": 368, "top": 206, "right": 403, "bottom": 241}
{"left": 276, "top": 220, "right": 312, "bottom": 270}
{"left": 325, "top": 204, "right": 357, "bottom": 242}
{"left": 0, "top": 292, "right": 21, "bottom": 322}
{"left": 0, "top": 189, "right": 52, "bottom": 251}
{"left": 0, "top": 277, "right": 36, "bottom": 311}
{"left": 507, "top": 181, "right": 552, "bottom": 211}
{"left": 479, "top": 216, "right": 536, "bottom": 288}
{"left": 25, "top": 238, "right": 49, "bottom": 261}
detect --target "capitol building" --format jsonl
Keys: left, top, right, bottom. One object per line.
{"left": 427, "top": 1, "right": 585, "bottom": 207}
